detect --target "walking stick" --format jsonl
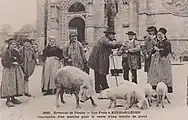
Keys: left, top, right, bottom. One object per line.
{"left": 111, "top": 54, "right": 118, "bottom": 87}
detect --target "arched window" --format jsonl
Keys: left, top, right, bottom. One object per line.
{"left": 68, "top": 2, "right": 85, "bottom": 12}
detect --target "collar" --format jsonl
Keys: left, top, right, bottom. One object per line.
{"left": 50, "top": 44, "right": 56, "bottom": 47}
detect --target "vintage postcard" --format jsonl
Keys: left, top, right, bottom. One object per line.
{"left": 0, "top": 0, "right": 188, "bottom": 120}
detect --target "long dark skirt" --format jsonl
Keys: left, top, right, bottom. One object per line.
{"left": 148, "top": 52, "right": 173, "bottom": 93}
{"left": 0, "top": 65, "right": 25, "bottom": 98}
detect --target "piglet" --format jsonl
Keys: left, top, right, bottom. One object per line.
{"left": 156, "top": 82, "right": 171, "bottom": 108}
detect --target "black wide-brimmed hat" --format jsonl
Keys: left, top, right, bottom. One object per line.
{"left": 146, "top": 26, "right": 157, "bottom": 32}
{"left": 69, "top": 32, "right": 78, "bottom": 37}
{"left": 23, "top": 39, "right": 33, "bottom": 44}
{"left": 104, "top": 28, "right": 116, "bottom": 35}
{"left": 158, "top": 28, "right": 167, "bottom": 35}
{"left": 126, "top": 31, "right": 136, "bottom": 35}
{"left": 6, "top": 38, "right": 17, "bottom": 45}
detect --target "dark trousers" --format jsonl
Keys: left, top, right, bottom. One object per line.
{"left": 84, "top": 66, "right": 90, "bottom": 74}
{"left": 94, "top": 70, "right": 109, "bottom": 93}
{"left": 123, "top": 67, "right": 137, "bottom": 84}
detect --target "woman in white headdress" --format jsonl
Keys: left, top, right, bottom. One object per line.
{"left": 41, "top": 37, "right": 63, "bottom": 95}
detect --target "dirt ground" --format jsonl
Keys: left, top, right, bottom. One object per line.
{"left": 0, "top": 58, "right": 188, "bottom": 120}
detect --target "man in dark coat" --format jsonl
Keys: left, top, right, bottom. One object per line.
{"left": 88, "top": 28, "right": 122, "bottom": 93}
{"left": 142, "top": 26, "right": 157, "bottom": 73}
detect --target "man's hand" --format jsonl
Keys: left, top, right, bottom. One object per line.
{"left": 67, "top": 59, "right": 72, "bottom": 63}
{"left": 12, "top": 62, "right": 18, "bottom": 65}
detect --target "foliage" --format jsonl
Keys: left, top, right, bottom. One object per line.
{"left": 13, "top": 24, "right": 35, "bottom": 45}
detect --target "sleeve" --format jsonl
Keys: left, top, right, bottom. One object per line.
{"left": 102, "top": 38, "right": 122, "bottom": 49}
{"left": 17, "top": 52, "right": 24, "bottom": 64}
{"left": 18, "top": 47, "right": 23, "bottom": 58}
{"left": 128, "top": 40, "right": 141, "bottom": 53}
{"left": 78, "top": 42, "right": 87, "bottom": 63}
{"left": 57, "top": 48, "right": 64, "bottom": 60}
{"left": 62, "top": 42, "right": 70, "bottom": 60}
{"left": 32, "top": 49, "right": 38, "bottom": 63}
{"left": 142, "top": 40, "right": 148, "bottom": 56}
{"left": 117, "top": 44, "right": 126, "bottom": 56}
{"left": 1, "top": 51, "right": 13, "bottom": 68}
{"left": 160, "top": 41, "right": 172, "bottom": 57}
{"left": 42, "top": 47, "right": 48, "bottom": 62}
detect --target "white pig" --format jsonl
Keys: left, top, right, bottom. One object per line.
{"left": 156, "top": 82, "right": 171, "bottom": 108}
{"left": 99, "top": 80, "right": 149, "bottom": 110}
{"left": 141, "top": 83, "right": 154, "bottom": 107}
{"left": 55, "top": 66, "right": 97, "bottom": 108}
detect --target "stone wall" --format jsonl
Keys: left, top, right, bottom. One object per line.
{"left": 137, "top": 0, "right": 188, "bottom": 55}
{"left": 36, "top": 0, "right": 188, "bottom": 54}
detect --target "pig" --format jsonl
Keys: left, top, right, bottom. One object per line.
{"left": 141, "top": 83, "right": 154, "bottom": 107}
{"left": 156, "top": 82, "right": 171, "bottom": 108}
{"left": 98, "top": 86, "right": 132, "bottom": 109}
{"left": 99, "top": 80, "right": 149, "bottom": 110}
{"left": 55, "top": 66, "right": 97, "bottom": 108}
{"left": 131, "top": 85, "right": 149, "bottom": 110}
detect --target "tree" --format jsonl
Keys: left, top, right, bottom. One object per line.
{"left": 0, "top": 24, "right": 13, "bottom": 36}
{"left": 13, "top": 24, "right": 35, "bottom": 45}
{"left": 19, "top": 24, "right": 34, "bottom": 34}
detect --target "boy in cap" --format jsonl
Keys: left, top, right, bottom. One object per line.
{"left": 117, "top": 31, "right": 141, "bottom": 84}
{"left": 63, "top": 32, "right": 87, "bottom": 70}
{"left": 19, "top": 39, "right": 37, "bottom": 97}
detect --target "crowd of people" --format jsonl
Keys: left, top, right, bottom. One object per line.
{"left": 0, "top": 26, "right": 173, "bottom": 107}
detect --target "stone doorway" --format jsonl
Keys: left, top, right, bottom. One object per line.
{"left": 69, "top": 17, "right": 85, "bottom": 43}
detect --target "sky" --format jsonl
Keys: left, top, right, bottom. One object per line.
{"left": 0, "top": 0, "right": 37, "bottom": 32}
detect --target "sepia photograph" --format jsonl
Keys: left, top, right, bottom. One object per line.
{"left": 0, "top": 0, "right": 188, "bottom": 120}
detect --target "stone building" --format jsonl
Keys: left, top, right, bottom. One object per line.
{"left": 36, "top": 0, "right": 188, "bottom": 56}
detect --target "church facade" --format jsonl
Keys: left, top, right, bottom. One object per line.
{"left": 36, "top": 0, "right": 188, "bottom": 56}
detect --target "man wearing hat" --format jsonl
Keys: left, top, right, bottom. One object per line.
{"left": 63, "top": 32, "right": 87, "bottom": 71}
{"left": 142, "top": 26, "right": 158, "bottom": 73}
{"left": 117, "top": 31, "right": 141, "bottom": 83}
{"left": 88, "top": 28, "right": 122, "bottom": 93}
{"left": 19, "top": 39, "right": 37, "bottom": 97}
